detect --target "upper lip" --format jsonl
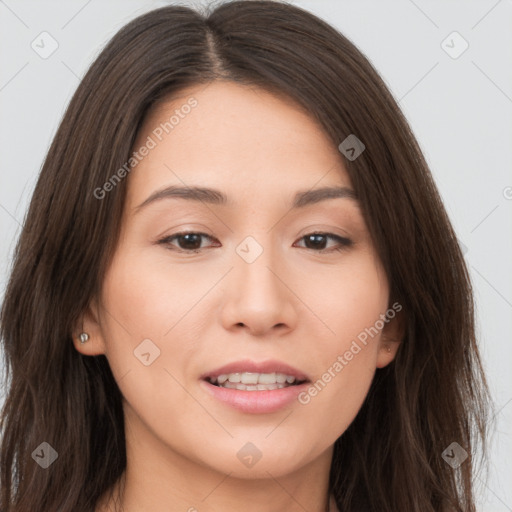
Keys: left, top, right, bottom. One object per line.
{"left": 201, "top": 359, "right": 310, "bottom": 382}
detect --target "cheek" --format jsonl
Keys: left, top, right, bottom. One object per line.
{"left": 97, "top": 246, "right": 194, "bottom": 386}
{"left": 101, "top": 244, "right": 218, "bottom": 339}
{"left": 304, "top": 251, "right": 388, "bottom": 350}
{"left": 294, "top": 254, "right": 387, "bottom": 425}
{"left": 97, "top": 248, "right": 208, "bottom": 439}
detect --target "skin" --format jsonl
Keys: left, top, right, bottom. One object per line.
{"left": 75, "top": 81, "right": 403, "bottom": 512}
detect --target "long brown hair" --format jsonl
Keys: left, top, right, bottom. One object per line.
{"left": 0, "top": 1, "right": 492, "bottom": 510}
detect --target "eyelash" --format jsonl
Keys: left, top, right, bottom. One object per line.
{"left": 157, "top": 231, "right": 353, "bottom": 254}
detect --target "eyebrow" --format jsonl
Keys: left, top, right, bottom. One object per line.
{"left": 133, "top": 184, "right": 358, "bottom": 213}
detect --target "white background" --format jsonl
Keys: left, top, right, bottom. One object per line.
{"left": 0, "top": 0, "right": 511, "bottom": 510}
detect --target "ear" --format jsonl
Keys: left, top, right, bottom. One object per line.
{"left": 72, "top": 296, "right": 108, "bottom": 356}
{"left": 376, "top": 305, "right": 405, "bottom": 369}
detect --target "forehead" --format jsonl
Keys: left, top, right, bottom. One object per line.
{"left": 126, "top": 81, "right": 352, "bottom": 206}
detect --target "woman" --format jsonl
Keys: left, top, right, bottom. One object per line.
{"left": 0, "top": 1, "right": 492, "bottom": 511}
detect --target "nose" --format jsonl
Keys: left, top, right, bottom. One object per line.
{"left": 220, "top": 243, "right": 298, "bottom": 337}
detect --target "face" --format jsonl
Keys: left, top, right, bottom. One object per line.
{"left": 77, "top": 80, "right": 402, "bottom": 480}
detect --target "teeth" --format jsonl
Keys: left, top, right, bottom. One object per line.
{"left": 240, "top": 373, "right": 259, "bottom": 385}
{"left": 209, "top": 372, "right": 300, "bottom": 388}
{"left": 258, "top": 372, "right": 276, "bottom": 384}
{"left": 221, "top": 381, "right": 288, "bottom": 391}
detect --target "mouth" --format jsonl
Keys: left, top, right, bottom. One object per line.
{"left": 201, "top": 360, "right": 311, "bottom": 414}
{"left": 200, "top": 359, "right": 311, "bottom": 391}
{"left": 205, "top": 372, "right": 309, "bottom": 391}
{"left": 200, "top": 360, "right": 311, "bottom": 413}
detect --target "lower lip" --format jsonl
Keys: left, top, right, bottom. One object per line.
{"left": 200, "top": 379, "right": 309, "bottom": 414}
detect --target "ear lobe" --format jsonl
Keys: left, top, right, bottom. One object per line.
{"left": 72, "top": 296, "right": 108, "bottom": 356}
{"left": 376, "top": 306, "right": 405, "bottom": 368}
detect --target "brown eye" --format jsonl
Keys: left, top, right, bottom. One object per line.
{"left": 158, "top": 231, "right": 352, "bottom": 254}
{"left": 294, "top": 233, "right": 353, "bottom": 252}
{"left": 158, "top": 232, "right": 219, "bottom": 252}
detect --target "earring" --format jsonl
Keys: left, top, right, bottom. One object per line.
{"left": 79, "top": 333, "right": 89, "bottom": 344}
{"left": 386, "top": 346, "right": 391, "bottom": 353}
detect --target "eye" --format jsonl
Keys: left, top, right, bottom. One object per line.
{"left": 157, "top": 231, "right": 353, "bottom": 254}
{"left": 157, "top": 231, "right": 219, "bottom": 253}
{"left": 293, "top": 232, "right": 353, "bottom": 253}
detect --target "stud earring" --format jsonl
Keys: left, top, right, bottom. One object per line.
{"left": 386, "top": 346, "right": 391, "bottom": 353}
{"left": 79, "top": 333, "right": 89, "bottom": 344}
